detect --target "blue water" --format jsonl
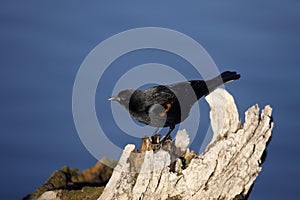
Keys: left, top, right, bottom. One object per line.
{"left": 1, "top": 1, "right": 300, "bottom": 199}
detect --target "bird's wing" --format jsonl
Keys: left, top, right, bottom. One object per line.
{"left": 168, "top": 80, "right": 208, "bottom": 98}
{"left": 143, "top": 85, "right": 175, "bottom": 116}
{"left": 166, "top": 81, "right": 207, "bottom": 107}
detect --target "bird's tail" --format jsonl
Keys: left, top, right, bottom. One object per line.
{"left": 206, "top": 71, "right": 240, "bottom": 94}
{"left": 220, "top": 71, "right": 241, "bottom": 83}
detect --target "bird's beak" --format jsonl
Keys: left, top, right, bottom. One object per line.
{"left": 108, "top": 96, "right": 120, "bottom": 101}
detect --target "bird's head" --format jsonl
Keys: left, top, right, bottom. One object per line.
{"left": 108, "top": 89, "right": 137, "bottom": 109}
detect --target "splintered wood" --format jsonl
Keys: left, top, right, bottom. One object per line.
{"left": 98, "top": 88, "right": 273, "bottom": 200}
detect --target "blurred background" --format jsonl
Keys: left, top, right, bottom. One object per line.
{"left": 1, "top": 1, "right": 299, "bottom": 199}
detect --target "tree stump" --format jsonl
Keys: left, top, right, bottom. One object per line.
{"left": 98, "top": 88, "right": 273, "bottom": 200}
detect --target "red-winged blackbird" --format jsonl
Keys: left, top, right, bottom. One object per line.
{"left": 109, "top": 71, "right": 240, "bottom": 141}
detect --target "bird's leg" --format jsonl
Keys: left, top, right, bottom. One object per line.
{"left": 150, "top": 128, "right": 161, "bottom": 152}
{"left": 160, "top": 125, "right": 175, "bottom": 144}
{"left": 151, "top": 127, "right": 161, "bottom": 145}
{"left": 152, "top": 127, "right": 160, "bottom": 136}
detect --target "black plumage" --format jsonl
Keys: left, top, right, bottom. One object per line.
{"left": 108, "top": 71, "right": 240, "bottom": 141}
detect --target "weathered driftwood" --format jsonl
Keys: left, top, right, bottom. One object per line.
{"left": 98, "top": 88, "right": 273, "bottom": 200}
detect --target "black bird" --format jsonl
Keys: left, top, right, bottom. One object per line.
{"left": 108, "top": 71, "right": 240, "bottom": 141}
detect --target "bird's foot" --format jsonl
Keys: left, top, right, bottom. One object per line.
{"left": 150, "top": 134, "right": 162, "bottom": 152}
{"left": 151, "top": 133, "right": 161, "bottom": 144}
{"left": 141, "top": 131, "right": 172, "bottom": 153}
{"left": 150, "top": 133, "right": 172, "bottom": 153}
{"left": 159, "top": 132, "right": 172, "bottom": 144}
{"left": 151, "top": 143, "right": 162, "bottom": 153}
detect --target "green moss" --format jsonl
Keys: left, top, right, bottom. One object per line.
{"left": 24, "top": 157, "right": 116, "bottom": 200}
{"left": 26, "top": 166, "right": 70, "bottom": 199}
{"left": 60, "top": 186, "right": 105, "bottom": 200}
